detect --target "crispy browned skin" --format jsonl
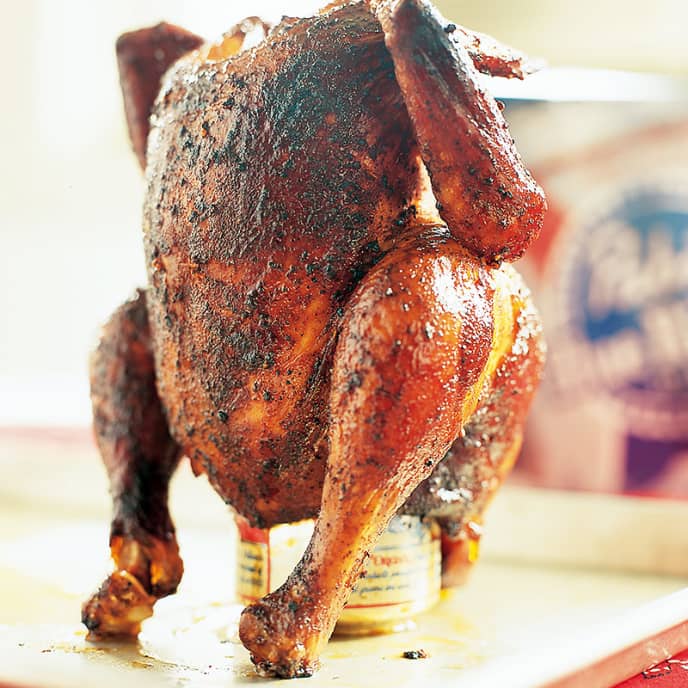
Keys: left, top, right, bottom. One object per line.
{"left": 145, "top": 4, "right": 425, "bottom": 528}
{"left": 84, "top": 0, "right": 546, "bottom": 678}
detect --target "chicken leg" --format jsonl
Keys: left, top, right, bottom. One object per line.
{"left": 82, "top": 290, "right": 183, "bottom": 638}
{"left": 239, "top": 230, "right": 520, "bottom": 676}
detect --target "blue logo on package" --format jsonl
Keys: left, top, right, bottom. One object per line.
{"left": 561, "top": 188, "right": 688, "bottom": 478}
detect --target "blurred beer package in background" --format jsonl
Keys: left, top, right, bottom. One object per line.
{"left": 496, "top": 69, "right": 688, "bottom": 499}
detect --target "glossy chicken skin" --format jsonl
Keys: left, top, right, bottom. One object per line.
{"left": 82, "top": 0, "right": 545, "bottom": 678}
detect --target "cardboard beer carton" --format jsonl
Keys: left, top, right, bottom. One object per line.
{"left": 497, "top": 68, "right": 688, "bottom": 498}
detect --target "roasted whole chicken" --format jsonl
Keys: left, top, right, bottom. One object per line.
{"left": 82, "top": 0, "right": 546, "bottom": 678}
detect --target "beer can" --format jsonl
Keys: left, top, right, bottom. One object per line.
{"left": 235, "top": 514, "right": 441, "bottom": 635}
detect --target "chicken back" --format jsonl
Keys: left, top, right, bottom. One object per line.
{"left": 82, "top": 0, "right": 546, "bottom": 678}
